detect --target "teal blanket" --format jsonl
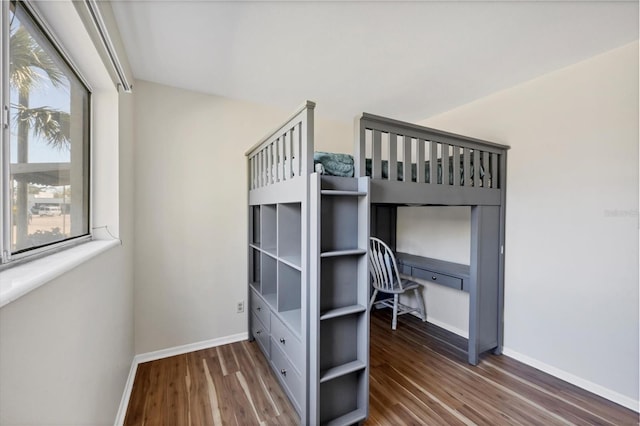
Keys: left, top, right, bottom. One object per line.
{"left": 313, "top": 152, "right": 355, "bottom": 177}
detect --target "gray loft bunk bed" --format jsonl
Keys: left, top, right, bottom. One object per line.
{"left": 246, "top": 101, "right": 509, "bottom": 426}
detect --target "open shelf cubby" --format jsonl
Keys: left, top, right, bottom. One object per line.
{"left": 319, "top": 369, "right": 367, "bottom": 426}
{"left": 261, "top": 252, "right": 277, "bottom": 302}
{"left": 278, "top": 261, "right": 301, "bottom": 313}
{"left": 320, "top": 196, "right": 360, "bottom": 253}
{"left": 278, "top": 203, "right": 302, "bottom": 268}
{"left": 320, "top": 256, "right": 359, "bottom": 314}
{"left": 319, "top": 312, "right": 366, "bottom": 375}
{"left": 249, "top": 247, "right": 261, "bottom": 292}
{"left": 250, "top": 205, "right": 261, "bottom": 246}
{"left": 261, "top": 204, "right": 277, "bottom": 255}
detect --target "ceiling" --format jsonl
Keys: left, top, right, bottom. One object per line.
{"left": 110, "top": 1, "right": 639, "bottom": 122}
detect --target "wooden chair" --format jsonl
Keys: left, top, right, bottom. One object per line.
{"left": 368, "top": 237, "right": 427, "bottom": 330}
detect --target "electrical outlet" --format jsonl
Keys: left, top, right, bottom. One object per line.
{"left": 236, "top": 301, "right": 244, "bottom": 313}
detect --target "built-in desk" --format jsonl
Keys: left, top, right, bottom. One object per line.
{"left": 371, "top": 203, "right": 503, "bottom": 366}
{"left": 394, "top": 251, "right": 498, "bottom": 365}
{"left": 396, "top": 252, "right": 470, "bottom": 292}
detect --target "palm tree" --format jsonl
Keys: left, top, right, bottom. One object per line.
{"left": 10, "top": 24, "right": 70, "bottom": 147}
{"left": 10, "top": 20, "right": 71, "bottom": 247}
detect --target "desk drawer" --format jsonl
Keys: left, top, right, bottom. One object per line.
{"left": 251, "top": 313, "right": 270, "bottom": 358}
{"left": 412, "top": 268, "right": 463, "bottom": 290}
{"left": 270, "top": 337, "right": 302, "bottom": 413}
{"left": 398, "top": 263, "right": 412, "bottom": 276}
{"left": 250, "top": 290, "right": 270, "bottom": 329}
{"left": 270, "top": 312, "right": 303, "bottom": 374}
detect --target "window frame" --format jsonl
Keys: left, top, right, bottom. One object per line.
{"left": 0, "top": 0, "right": 93, "bottom": 268}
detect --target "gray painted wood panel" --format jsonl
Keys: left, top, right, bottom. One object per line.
{"left": 417, "top": 139, "right": 425, "bottom": 183}
{"left": 463, "top": 147, "right": 471, "bottom": 187}
{"left": 369, "top": 180, "right": 501, "bottom": 206}
{"left": 388, "top": 132, "right": 398, "bottom": 181}
{"left": 453, "top": 146, "right": 461, "bottom": 187}
{"left": 442, "top": 143, "right": 450, "bottom": 185}
{"left": 403, "top": 136, "right": 412, "bottom": 182}
{"left": 469, "top": 205, "right": 501, "bottom": 364}
{"left": 429, "top": 141, "right": 438, "bottom": 184}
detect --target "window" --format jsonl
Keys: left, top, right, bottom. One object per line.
{"left": 1, "top": 0, "right": 90, "bottom": 266}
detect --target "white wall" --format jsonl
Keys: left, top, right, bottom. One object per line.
{"left": 133, "top": 82, "right": 351, "bottom": 354}
{"left": 396, "top": 206, "right": 471, "bottom": 336}
{"left": 0, "top": 2, "right": 136, "bottom": 422}
{"left": 398, "top": 42, "right": 638, "bottom": 408}
{"left": 0, "top": 87, "right": 135, "bottom": 426}
{"left": 0, "top": 90, "right": 134, "bottom": 426}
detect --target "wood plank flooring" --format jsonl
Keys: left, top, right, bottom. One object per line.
{"left": 124, "top": 340, "right": 299, "bottom": 425}
{"left": 124, "top": 310, "right": 639, "bottom": 425}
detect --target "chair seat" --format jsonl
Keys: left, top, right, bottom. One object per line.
{"left": 384, "top": 278, "right": 420, "bottom": 293}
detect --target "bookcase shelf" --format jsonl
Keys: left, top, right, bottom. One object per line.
{"left": 319, "top": 359, "right": 366, "bottom": 383}
{"left": 320, "top": 305, "right": 366, "bottom": 321}
{"left": 320, "top": 249, "right": 366, "bottom": 258}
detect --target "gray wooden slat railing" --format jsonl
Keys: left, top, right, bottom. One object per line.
{"left": 355, "top": 112, "right": 509, "bottom": 191}
{"left": 246, "top": 101, "right": 315, "bottom": 189}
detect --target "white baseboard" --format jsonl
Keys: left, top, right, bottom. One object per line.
{"left": 425, "top": 316, "right": 469, "bottom": 339}
{"left": 114, "top": 358, "right": 139, "bottom": 426}
{"left": 135, "top": 332, "right": 248, "bottom": 364}
{"left": 502, "top": 347, "right": 639, "bottom": 413}
{"left": 113, "top": 332, "right": 248, "bottom": 426}
{"left": 409, "top": 312, "right": 639, "bottom": 413}
{"left": 405, "top": 310, "right": 469, "bottom": 339}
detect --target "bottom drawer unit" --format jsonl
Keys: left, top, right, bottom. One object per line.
{"left": 412, "top": 267, "right": 463, "bottom": 290}
{"left": 250, "top": 289, "right": 271, "bottom": 328}
{"left": 251, "top": 313, "right": 270, "bottom": 357}
{"left": 270, "top": 312, "right": 303, "bottom": 374}
{"left": 270, "top": 336, "right": 302, "bottom": 413}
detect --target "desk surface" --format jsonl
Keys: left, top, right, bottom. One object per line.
{"left": 396, "top": 252, "right": 470, "bottom": 280}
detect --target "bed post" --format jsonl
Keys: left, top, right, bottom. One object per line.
{"left": 495, "top": 149, "right": 508, "bottom": 355}
{"left": 469, "top": 205, "right": 501, "bottom": 365}
{"left": 354, "top": 114, "right": 366, "bottom": 177}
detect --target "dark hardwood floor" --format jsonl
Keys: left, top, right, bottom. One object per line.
{"left": 124, "top": 310, "right": 639, "bottom": 425}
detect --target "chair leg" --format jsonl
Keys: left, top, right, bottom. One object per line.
{"left": 414, "top": 288, "right": 427, "bottom": 322}
{"left": 392, "top": 294, "right": 399, "bottom": 330}
{"left": 368, "top": 289, "right": 378, "bottom": 311}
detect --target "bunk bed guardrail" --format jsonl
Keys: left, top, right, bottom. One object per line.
{"left": 355, "top": 113, "right": 508, "bottom": 190}
{"left": 246, "top": 101, "right": 316, "bottom": 190}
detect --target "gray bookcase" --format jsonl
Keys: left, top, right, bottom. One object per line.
{"left": 310, "top": 174, "right": 370, "bottom": 426}
{"left": 249, "top": 200, "right": 306, "bottom": 417}
{"left": 248, "top": 174, "right": 370, "bottom": 425}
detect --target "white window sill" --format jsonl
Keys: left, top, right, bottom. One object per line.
{"left": 0, "top": 239, "right": 120, "bottom": 308}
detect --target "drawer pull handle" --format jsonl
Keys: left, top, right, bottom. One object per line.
{"left": 280, "top": 338, "right": 286, "bottom": 344}
{"left": 257, "top": 306, "right": 261, "bottom": 311}
{"left": 256, "top": 330, "right": 261, "bottom": 335}
{"left": 280, "top": 369, "right": 287, "bottom": 376}
{"left": 432, "top": 276, "right": 437, "bottom": 280}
